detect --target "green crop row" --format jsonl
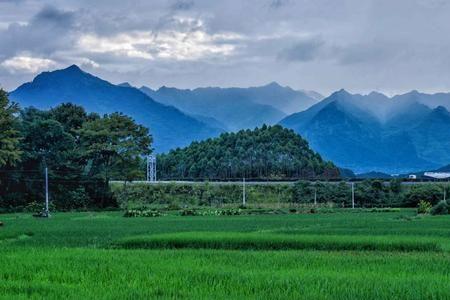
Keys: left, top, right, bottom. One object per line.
{"left": 114, "top": 232, "right": 441, "bottom": 252}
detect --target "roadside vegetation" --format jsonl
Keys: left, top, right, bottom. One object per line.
{"left": 112, "top": 180, "right": 450, "bottom": 210}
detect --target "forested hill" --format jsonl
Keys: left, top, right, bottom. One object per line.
{"left": 157, "top": 125, "right": 340, "bottom": 180}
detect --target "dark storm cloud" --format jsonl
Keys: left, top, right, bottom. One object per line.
{"left": 32, "top": 5, "right": 76, "bottom": 26}
{"left": 0, "top": 5, "right": 78, "bottom": 57}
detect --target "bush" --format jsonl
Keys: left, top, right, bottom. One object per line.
{"left": 417, "top": 200, "right": 432, "bottom": 214}
{"left": 404, "top": 185, "right": 444, "bottom": 207}
{"left": 370, "top": 208, "right": 401, "bottom": 213}
{"left": 180, "top": 209, "right": 196, "bottom": 216}
{"left": 430, "top": 201, "right": 449, "bottom": 215}
{"left": 167, "top": 203, "right": 181, "bottom": 211}
{"left": 124, "top": 208, "right": 164, "bottom": 218}
{"left": 180, "top": 208, "right": 242, "bottom": 216}
{"left": 111, "top": 181, "right": 450, "bottom": 209}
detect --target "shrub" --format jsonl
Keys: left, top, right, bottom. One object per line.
{"left": 124, "top": 208, "right": 164, "bottom": 218}
{"left": 180, "top": 209, "right": 196, "bottom": 216}
{"left": 180, "top": 208, "right": 242, "bottom": 216}
{"left": 404, "top": 185, "right": 444, "bottom": 207}
{"left": 370, "top": 208, "right": 401, "bottom": 213}
{"left": 430, "top": 201, "right": 449, "bottom": 216}
{"left": 167, "top": 203, "right": 181, "bottom": 211}
{"left": 417, "top": 200, "right": 432, "bottom": 214}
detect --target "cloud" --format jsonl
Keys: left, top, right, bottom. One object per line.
{"left": 32, "top": 4, "right": 76, "bottom": 27}
{"left": 0, "top": 55, "right": 56, "bottom": 73}
{"left": 2, "top": 0, "right": 450, "bottom": 95}
{"left": 270, "top": 0, "right": 290, "bottom": 9}
{"left": 170, "top": 0, "right": 194, "bottom": 11}
{"left": 0, "top": 5, "right": 79, "bottom": 58}
{"left": 77, "top": 17, "right": 243, "bottom": 61}
{"left": 278, "top": 37, "right": 324, "bottom": 62}
{"left": 334, "top": 40, "right": 406, "bottom": 66}
{"left": 77, "top": 33, "right": 155, "bottom": 60}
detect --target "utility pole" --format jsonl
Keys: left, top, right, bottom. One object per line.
{"left": 351, "top": 182, "right": 355, "bottom": 209}
{"left": 44, "top": 167, "right": 50, "bottom": 218}
{"left": 147, "top": 155, "right": 156, "bottom": 182}
{"left": 242, "top": 177, "right": 246, "bottom": 206}
{"left": 444, "top": 186, "right": 447, "bottom": 202}
{"left": 314, "top": 187, "right": 317, "bottom": 206}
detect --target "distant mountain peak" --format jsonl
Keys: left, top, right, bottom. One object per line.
{"left": 330, "top": 89, "right": 352, "bottom": 99}
{"left": 431, "top": 105, "right": 450, "bottom": 116}
{"left": 118, "top": 82, "right": 133, "bottom": 88}
{"left": 402, "top": 90, "right": 423, "bottom": 98}
{"left": 368, "top": 91, "right": 388, "bottom": 98}
{"left": 265, "top": 81, "right": 283, "bottom": 88}
{"left": 62, "top": 64, "right": 84, "bottom": 74}
{"left": 337, "top": 88, "right": 350, "bottom": 94}
{"left": 10, "top": 66, "right": 223, "bottom": 152}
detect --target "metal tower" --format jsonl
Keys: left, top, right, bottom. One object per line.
{"left": 147, "top": 155, "right": 157, "bottom": 182}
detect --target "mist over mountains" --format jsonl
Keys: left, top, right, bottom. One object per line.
{"left": 140, "top": 82, "right": 321, "bottom": 131}
{"left": 280, "top": 89, "right": 450, "bottom": 174}
{"left": 7, "top": 65, "right": 450, "bottom": 174}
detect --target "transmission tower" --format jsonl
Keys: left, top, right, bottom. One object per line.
{"left": 147, "top": 155, "right": 157, "bottom": 182}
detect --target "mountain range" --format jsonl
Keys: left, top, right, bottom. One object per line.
{"left": 9, "top": 65, "right": 223, "bottom": 153}
{"left": 7, "top": 65, "right": 450, "bottom": 174}
{"left": 280, "top": 89, "right": 450, "bottom": 173}
{"left": 140, "top": 83, "right": 321, "bottom": 131}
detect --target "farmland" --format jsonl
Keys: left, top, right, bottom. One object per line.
{"left": 1, "top": 210, "right": 450, "bottom": 299}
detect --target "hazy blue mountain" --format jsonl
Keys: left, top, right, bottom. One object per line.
{"left": 408, "top": 106, "right": 450, "bottom": 166}
{"left": 392, "top": 90, "right": 450, "bottom": 111}
{"left": 189, "top": 114, "right": 228, "bottom": 131}
{"left": 117, "top": 82, "right": 133, "bottom": 88}
{"left": 242, "top": 82, "right": 322, "bottom": 114}
{"left": 140, "top": 82, "right": 321, "bottom": 131}
{"left": 436, "top": 164, "right": 450, "bottom": 172}
{"left": 356, "top": 171, "right": 392, "bottom": 179}
{"left": 280, "top": 89, "right": 447, "bottom": 173}
{"left": 9, "top": 65, "right": 223, "bottom": 152}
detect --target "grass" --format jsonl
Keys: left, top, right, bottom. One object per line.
{"left": 1, "top": 209, "right": 450, "bottom": 298}
{"left": 115, "top": 232, "right": 442, "bottom": 252}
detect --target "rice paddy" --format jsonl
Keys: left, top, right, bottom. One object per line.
{"left": 1, "top": 210, "right": 450, "bottom": 299}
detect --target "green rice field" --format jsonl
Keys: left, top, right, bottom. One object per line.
{"left": 1, "top": 210, "right": 450, "bottom": 299}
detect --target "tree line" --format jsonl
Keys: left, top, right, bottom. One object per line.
{"left": 0, "top": 90, "right": 151, "bottom": 211}
{"left": 113, "top": 180, "right": 450, "bottom": 209}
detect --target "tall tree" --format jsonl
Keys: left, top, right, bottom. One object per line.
{"left": 0, "top": 89, "right": 21, "bottom": 167}
{"left": 79, "top": 113, "right": 152, "bottom": 183}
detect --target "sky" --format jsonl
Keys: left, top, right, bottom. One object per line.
{"left": 1, "top": 0, "right": 450, "bottom": 96}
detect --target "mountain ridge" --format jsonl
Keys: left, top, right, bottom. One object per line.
{"left": 280, "top": 90, "right": 450, "bottom": 173}
{"left": 9, "top": 65, "right": 223, "bottom": 153}
{"left": 140, "top": 82, "right": 321, "bottom": 131}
